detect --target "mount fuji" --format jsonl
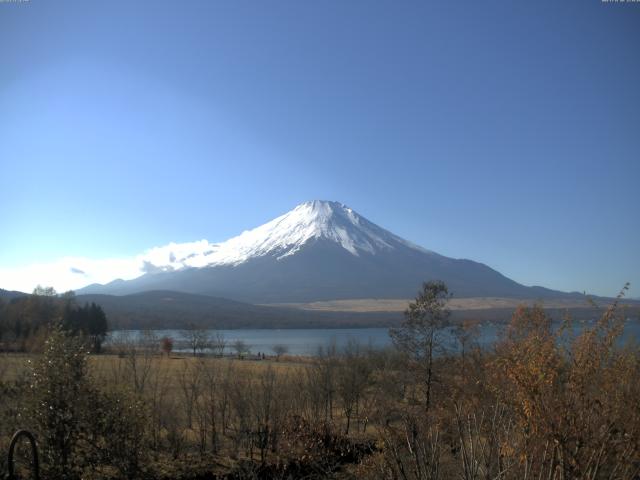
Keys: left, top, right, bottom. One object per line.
{"left": 78, "top": 201, "right": 573, "bottom": 303}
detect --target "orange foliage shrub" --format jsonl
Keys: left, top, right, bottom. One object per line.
{"left": 490, "top": 289, "right": 640, "bottom": 479}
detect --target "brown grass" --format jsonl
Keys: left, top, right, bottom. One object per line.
{"left": 264, "top": 296, "right": 618, "bottom": 312}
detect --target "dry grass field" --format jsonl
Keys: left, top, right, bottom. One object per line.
{"left": 266, "top": 296, "right": 627, "bottom": 312}
{"left": 0, "top": 353, "right": 304, "bottom": 387}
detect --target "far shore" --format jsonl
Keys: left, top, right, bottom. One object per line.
{"left": 262, "top": 296, "right": 640, "bottom": 313}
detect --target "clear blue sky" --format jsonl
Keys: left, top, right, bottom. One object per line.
{"left": 1, "top": 0, "right": 638, "bottom": 297}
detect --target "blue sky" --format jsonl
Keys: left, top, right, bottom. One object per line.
{"left": 0, "top": 0, "right": 638, "bottom": 297}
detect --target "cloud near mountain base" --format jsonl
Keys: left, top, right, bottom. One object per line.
{"left": 0, "top": 240, "right": 214, "bottom": 293}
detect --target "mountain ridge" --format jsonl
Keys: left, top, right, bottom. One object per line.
{"left": 78, "top": 200, "right": 584, "bottom": 303}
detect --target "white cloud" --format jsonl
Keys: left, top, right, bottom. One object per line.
{"left": 0, "top": 239, "right": 216, "bottom": 293}
{"left": 0, "top": 256, "right": 141, "bottom": 293}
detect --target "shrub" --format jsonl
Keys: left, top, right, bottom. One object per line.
{"left": 27, "top": 326, "right": 93, "bottom": 478}
{"left": 27, "top": 325, "right": 149, "bottom": 479}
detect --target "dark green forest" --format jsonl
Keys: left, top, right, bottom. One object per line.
{"left": 0, "top": 287, "right": 108, "bottom": 352}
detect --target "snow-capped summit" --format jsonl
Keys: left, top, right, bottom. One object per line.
{"left": 141, "top": 201, "right": 427, "bottom": 273}
{"left": 209, "top": 200, "right": 425, "bottom": 262}
{"left": 79, "top": 201, "right": 571, "bottom": 303}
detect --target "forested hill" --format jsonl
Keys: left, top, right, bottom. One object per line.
{"left": 0, "top": 291, "right": 108, "bottom": 352}
{"left": 0, "top": 288, "right": 27, "bottom": 301}
{"left": 3, "top": 288, "right": 638, "bottom": 333}
{"left": 75, "top": 290, "right": 401, "bottom": 330}
{"left": 75, "top": 290, "right": 640, "bottom": 330}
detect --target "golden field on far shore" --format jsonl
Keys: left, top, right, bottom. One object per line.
{"left": 264, "top": 296, "right": 612, "bottom": 313}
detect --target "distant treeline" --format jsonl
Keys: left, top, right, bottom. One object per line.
{"left": 67, "top": 290, "right": 640, "bottom": 331}
{"left": 74, "top": 290, "right": 403, "bottom": 329}
{"left": 0, "top": 286, "right": 108, "bottom": 352}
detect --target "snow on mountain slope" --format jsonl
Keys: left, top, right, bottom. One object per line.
{"left": 78, "top": 200, "right": 579, "bottom": 302}
{"left": 143, "top": 201, "right": 431, "bottom": 272}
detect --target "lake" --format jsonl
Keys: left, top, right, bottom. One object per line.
{"left": 108, "top": 319, "right": 640, "bottom": 356}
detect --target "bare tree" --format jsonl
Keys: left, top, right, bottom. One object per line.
{"left": 197, "top": 358, "right": 221, "bottom": 454}
{"left": 181, "top": 325, "right": 211, "bottom": 356}
{"left": 218, "top": 361, "right": 237, "bottom": 436}
{"left": 232, "top": 339, "right": 250, "bottom": 359}
{"left": 452, "top": 319, "right": 480, "bottom": 377}
{"left": 380, "top": 415, "right": 442, "bottom": 480}
{"left": 249, "top": 366, "right": 291, "bottom": 461}
{"left": 211, "top": 331, "right": 227, "bottom": 357}
{"left": 308, "top": 342, "right": 338, "bottom": 423}
{"left": 228, "top": 373, "right": 252, "bottom": 458}
{"left": 113, "top": 330, "right": 157, "bottom": 393}
{"left": 272, "top": 344, "right": 289, "bottom": 361}
{"left": 177, "top": 359, "right": 202, "bottom": 429}
{"left": 336, "top": 340, "right": 373, "bottom": 434}
{"left": 145, "top": 357, "right": 173, "bottom": 452}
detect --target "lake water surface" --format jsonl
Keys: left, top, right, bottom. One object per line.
{"left": 109, "top": 319, "right": 640, "bottom": 356}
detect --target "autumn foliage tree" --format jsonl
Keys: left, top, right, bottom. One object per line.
{"left": 491, "top": 284, "right": 640, "bottom": 479}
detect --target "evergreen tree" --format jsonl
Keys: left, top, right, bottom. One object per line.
{"left": 389, "top": 280, "right": 451, "bottom": 411}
